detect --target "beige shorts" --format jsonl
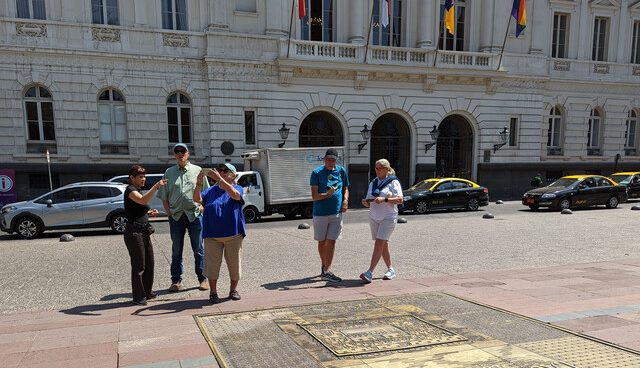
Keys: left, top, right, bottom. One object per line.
{"left": 369, "top": 217, "right": 397, "bottom": 241}
{"left": 313, "top": 213, "right": 343, "bottom": 241}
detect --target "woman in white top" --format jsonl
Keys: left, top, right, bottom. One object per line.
{"left": 359, "top": 159, "right": 403, "bottom": 283}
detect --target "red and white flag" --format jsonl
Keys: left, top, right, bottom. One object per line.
{"left": 298, "top": 0, "right": 306, "bottom": 19}
{"left": 381, "top": 0, "right": 390, "bottom": 27}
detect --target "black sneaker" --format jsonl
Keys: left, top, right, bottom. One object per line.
{"left": 146, "top": 292, "right": 157, "bottom": 300}
{"left": 321, "top": 271, "right": 342, "bottom": 282}
{"left": 132, "top": 298, "right": 148, "bottom": 306}
{"left": 209, "top": 293, "right": 220, "bottom": 304}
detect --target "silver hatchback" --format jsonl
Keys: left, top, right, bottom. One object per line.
{"left": 0, "top": 182, "right": 128, "bottom": 239}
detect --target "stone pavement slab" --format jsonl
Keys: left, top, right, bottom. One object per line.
{"left": 2, "top": 259, "right": 640, "bottom": 367}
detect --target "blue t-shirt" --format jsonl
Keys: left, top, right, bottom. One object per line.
{"left": 310, "top": 165, "right": 350, "bottom": 216}
{"left": 201, "top": 184, "right": 246, "bottom": 238}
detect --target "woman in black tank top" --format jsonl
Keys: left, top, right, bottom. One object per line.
{"left": 123, "top": 165, "right": 167, "bottom": 306}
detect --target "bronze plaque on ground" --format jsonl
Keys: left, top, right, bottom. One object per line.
{"left": 194, "top": 293, "right": 640, "bottom": 368}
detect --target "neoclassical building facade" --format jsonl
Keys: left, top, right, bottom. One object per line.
{"left": 1, "top": 0, "right": 640, "bottom": 201}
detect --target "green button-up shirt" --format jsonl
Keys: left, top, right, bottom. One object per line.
{"left": 156, "top": 162, "right": 210, "bottom": 222}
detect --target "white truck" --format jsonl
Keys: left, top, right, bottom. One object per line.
{"left": 236, "top": 147, "right": 345, "bottom": 222}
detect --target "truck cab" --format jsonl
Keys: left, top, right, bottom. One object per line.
{"left": 236, "top": 171, "right": 264, "bottom": 223}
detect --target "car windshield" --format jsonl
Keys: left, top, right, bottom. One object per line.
{"left": 609, "top": 175, "right": 631, "bottom": 184}
{"left": 410, "top": 180, "right": 439, "bottom": 191}
{"left": 548, "top": 178, "right": 578, "bottom": 188}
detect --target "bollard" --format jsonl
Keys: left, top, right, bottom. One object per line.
{"left": 495, "top": 200, "right": 504, "bottom": 204}
{"left": 59, "top": 234, "right": 75, "bottom": 242}
{"left": 298, "top": 223, "right": 310, "bottom": 229}
{"left": 561, "top": 209, "right": 573, "bottom": 215}
{"left": 397, "top": 218, "right": 407, "bottom": 224}
{"left": 632, "top": 206, "right": 640, "bottom": 211}
{"left": 482, "top": 213, "right": 494, "bottom": 219}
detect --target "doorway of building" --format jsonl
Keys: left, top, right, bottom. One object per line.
{"left": 370, "top": 113, "right": 411, "bottom": 187}
{"left": 299, "top": 111, "right": 344, "bottom": 147}
{"left": 436, "top": 115, "right": 473, "bottom": 179}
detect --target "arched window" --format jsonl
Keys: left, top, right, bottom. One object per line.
{"left": 299, "top": 111, "right": 343, "bottom": 147}
{"left": 372, "top": 0, "right": 403, "bottom": 47}
{"left": 587, "top": 108, "right": 602, "bottom": 155}
{"left": 439, "top": 0, "right": 466, "bottom": 51}
{"left": 98, "top": 89, "right": 128, "bottom": 154}
{"left": 300, "top": 0, "right": 333, "bottom": 42}
{"left": 24, "top": 85, "right": 55, "bottom": 145}
{"left": 625, "top": 110, "right": 638, "bottom": 155}
{"left": 547, "top": 106, "right": 563, "bottom": 155}
{"left": 167, "top": 92, "right": 192, "bottom": 145}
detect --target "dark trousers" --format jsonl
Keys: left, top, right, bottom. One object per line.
{"left": 124, "top": 227, "right": 154, "bottom": 302}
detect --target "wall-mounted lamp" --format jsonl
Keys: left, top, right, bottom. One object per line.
{"left": 277, "top": 123, "right": 290, "bottom": 148}
{"left": 424, "top": 125, "right": 439, "bottom": 153}
{"left": 493, "top": 126, "right": 509, "bottom": 153}
{"left": 357, "top": 124, "right": 371, "bottom": 153}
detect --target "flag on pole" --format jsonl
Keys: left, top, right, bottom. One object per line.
{"left": 381, "top": 0, "right": 390, "bottom": 28}
{"left": 511, "top": 0, "right": 526, "bottom": 37}
{"left": 298, "top": 0, "right": 306, "bottom": 19}
{"left": 444, "top": 0, "right": 454, "bottom": 35}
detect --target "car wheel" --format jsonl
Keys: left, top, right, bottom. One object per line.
{"left": 467, "top": 198, "right": 480, "bottom": 211}
{"left": 606, "top": 196, "right": 619, "bottom": 209}
{"left": 243, "top": 206, "right": 260, "bottom": 223}
{"left": 415, "top": 200, "right": 429, "bottom": 214}
{"left": 302, "top": 205, "right": 313, "bottom": 219}
{"left": 528, "top": 205, "right": 540, "bottom": 210}
{"left": 15, "top": 217, "right": 42, "bottom": 239}
{"left": 558, "top": 198, "right": 571, "bottom": 211}
{"left": 110, "top": 213, "right": 127, "bottom": 234}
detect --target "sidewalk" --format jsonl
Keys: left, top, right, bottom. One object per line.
{"left": 3, "top": 257, "right": 640, "bottom": 367}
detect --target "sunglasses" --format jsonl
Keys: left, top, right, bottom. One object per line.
{"left": 174, "top": 149, "right": 187, "bottom": 154}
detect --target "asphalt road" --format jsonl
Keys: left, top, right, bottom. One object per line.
{"left": 1, "top": 200, "right": 640, "bottom": 314}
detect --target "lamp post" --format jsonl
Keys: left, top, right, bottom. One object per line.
{"left": 357, "top": 124, "right": 371, "bottom": 153}
{"left": 424, "top": 125, "right": 439, "bottom": 153}
{"left": 493, "top": 126, "right": 509, "bottom": 153}
{"left": 277, "top": 123, "right": 290, "bottom": 148}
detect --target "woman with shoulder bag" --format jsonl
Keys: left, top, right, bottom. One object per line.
{"left": 124, "top": 165, "right": 167, "bottom": 306}
{"left": 359, "top": 159, "right": 403, "bottom": 283}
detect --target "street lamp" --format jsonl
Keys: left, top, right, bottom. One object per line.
{"left": 277, "top": 123, "right": 290, "bottom": 148}
{"left": 493, "top": 126, "right": 509, "bottom": 153}
{"left": 357, "top": 124, "right": 371, "bottom": 153}
{"left": 424, "top": 125, "right": 439, "bottom": 153}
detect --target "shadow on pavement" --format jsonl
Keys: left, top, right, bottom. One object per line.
{"left": 261, "top": 276, "right": 365, "bottom": 290}
{"left": 61, "top": 301, "right": 133, "bottom": 316}
{"left": 132, "top": 299, "right": 211, "bottom": 316}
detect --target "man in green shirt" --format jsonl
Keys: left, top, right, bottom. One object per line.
{"left": 157, "top": 143, "right": 210, "bottom": 292}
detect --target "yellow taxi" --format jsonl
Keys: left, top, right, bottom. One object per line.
{"left": 609, "top": 172, "right": 640, "bottom": 199}
{"left": 401, "top": 178, "right": 489, "bottom": 214}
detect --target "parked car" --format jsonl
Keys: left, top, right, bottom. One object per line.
{"left": 609, "top": 172, "right": 640, "bottom": 199}
{"left": 108, "top": 174, "right": 166, "bottom": 215}
{"left": 0, "top": 182, "right": 128, "bottom": 239}
{"left": 522, "top": 175, "right": 627, "bottom": 211}
{"left": 401, "top": 178, "right": 489, "bottom": 214}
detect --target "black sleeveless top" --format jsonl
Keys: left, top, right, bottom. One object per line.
{"left": 124, "top": 185, "right": 149, "bottom": 223}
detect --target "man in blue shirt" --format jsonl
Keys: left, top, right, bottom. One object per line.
{"left": 310, "top": 148, "right": 350, "bottom": 282}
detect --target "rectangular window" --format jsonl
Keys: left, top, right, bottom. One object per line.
{"left": 162, "top": 0, "right": 187, "bottom": 30}
{"left": 372, "top": 0, "right": 403, "bottom": 47}
{"left": 301, "top": 0, "right": 333, "bottom": 42}
{"left": 626, "top": 119, "right": 637, "bottom": 148}
{"left": 244, "top": 111, "right": 256, "bottom": 145}
{"left": 92, "top": 0, "right": 119, "bottom": 25}
{"left": 632, "top": 21, "right": 640, "bottom": 64}
{"left": 552, "top": 13, "right": 569, "bottom": 58}
{"left": 236, "top": 0, "right": 256, "bottom": 12}
{"left": 438, "top": 0, "right": 466, "bottom": 51}
{"left": 587, "top": 118, "right": 600, "bottom": 148}
{"left": 592, "top": 17, "right": 609, "bottom": 61}
{"left": 509, "top": 116, "right": 518, "bottom": 146}
{"left": 16, "top": 0, "right": 46, "bottom": 20}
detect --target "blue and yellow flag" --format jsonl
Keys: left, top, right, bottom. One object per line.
{"left": 511, "top": 0, "right": 526, "bottom": 37}
{"left": 444, "top": 0, "right": 454, "bottom": 35}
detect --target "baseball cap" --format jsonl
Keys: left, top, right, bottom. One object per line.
{"left": 324, "top": 148, "right": 338, "bottom": 159}
{"left": 218, "top": 163, "right": 237, "bottom": 174}
{"left": 173, "top": 143, "right": 189, "bottom": 153}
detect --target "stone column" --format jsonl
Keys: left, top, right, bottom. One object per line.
{"left": 416, "top": 0, "right": 437, "bottom": 48}
{"left": 348, "top": 0, "right": 366, "bottom": 44}
{"left": 266, "top": 0, "right": 289, "bottom": 37}
{"left": 208, "top": 0, "right": 228, "bottom": 31}
{"left": 479, "top": 0, "right": 495, "bottom": 52}
{"left": 529, "top": 0, "right": 548, "bottom": 54}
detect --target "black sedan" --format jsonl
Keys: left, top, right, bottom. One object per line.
{"left": 609, "top": 172, "right": 640, "bottom": 199}
{"left": 522, "top": 175, "right": 627, "bottom": 211}
{"left": 401, "top": 178, "right": 489, "bottom": 214}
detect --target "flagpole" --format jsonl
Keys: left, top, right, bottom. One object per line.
{"left": 286, "top": 0, "right": 296, "bottom": 58}
{"left": 497, "top": 14, "right": 513, "bottom": 71}
{"left": 363, "top": 0, "right": 375, "bottom": 64}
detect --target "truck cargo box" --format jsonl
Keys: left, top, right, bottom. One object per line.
{"left": 241, "top": 147, "right": 345, "bottom": 206}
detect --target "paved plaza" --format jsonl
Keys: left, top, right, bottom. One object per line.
{"left": 2, "top": 201, "right": 640, "bottom": 367}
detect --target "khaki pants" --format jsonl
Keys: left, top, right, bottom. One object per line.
{"left": 204, "top": 235, "right": 243, "bottom": 281}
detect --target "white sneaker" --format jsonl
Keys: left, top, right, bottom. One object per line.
{"left": 383, "top": 267, "right": 396, "bottom": 280}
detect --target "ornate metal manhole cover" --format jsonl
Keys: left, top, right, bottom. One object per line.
{"left": 298, "top": 314, "right": 466, "bottom": 356}
{"left": 194, "top": 293, "right": 640, "bottom": 368}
